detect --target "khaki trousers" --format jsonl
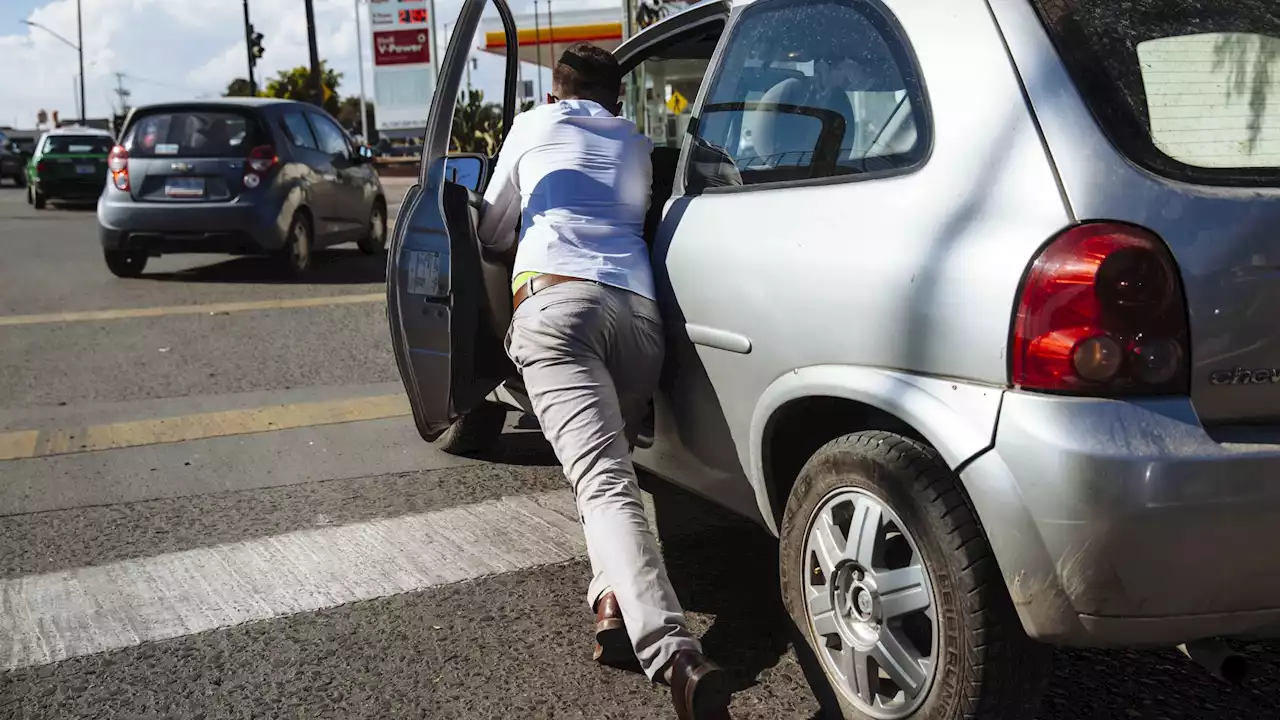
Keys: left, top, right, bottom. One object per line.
{"left": 504, "top": 279, "right": 700, "bottom": 679}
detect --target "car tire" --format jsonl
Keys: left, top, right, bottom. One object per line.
{"left": 434, "top": 401, "right": 507, "bottom": 456}
{"left": 779, "top": 431, "right": 1051, "bottom": 720}
{"left": 26, "top": 184, "right": 33, "bottom": 205}
{"left": 357, "top": 200, "right": 388, "bottom": 255}
{"left": 32, "top": 188, "right": 46, "bottom": 209}
{"left": 103, "top": 249, "right": 148, "bottom": 278}
{"left": 281, "top": 211, "right": 313, "bottom": 277}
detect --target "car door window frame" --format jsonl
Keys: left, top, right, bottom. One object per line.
{"left": 678, "top": 0, "right": 933, "bottom": 196}
{"left": 279, "top": 109, "right": 321, "bottom": 152}
{"left": 306, "top": 111, "right": 353, "bottom": 161}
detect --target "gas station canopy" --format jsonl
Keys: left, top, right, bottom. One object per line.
{"left": 479, "top": 7, "right": 625, "bottom": 67}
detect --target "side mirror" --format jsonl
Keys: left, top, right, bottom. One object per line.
{"left": 442, "top": 153, "right": 488, "bottom": 193}
{"left": 354, "top": 144, "right": 375, "bottom": 163}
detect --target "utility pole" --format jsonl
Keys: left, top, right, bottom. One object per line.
{"left": 113, "top": 73, "right": 131, "bottom": 115}
{"left": 547, "top": 0, "right": 555, "bottom": 61}
{"left": 533, "top": 0, "right": 543, "bottom": 98}
{"left": 242, "top": 0, "right": 257, "bottom": 94}
{"left": 303, "top": 0, "right": 323, "bottom": 106}
{"left": 76, "top": 0, "right": 85, "bottom": 123}
{"left": 354, "top": 0, "right": 369, "bottom": 142}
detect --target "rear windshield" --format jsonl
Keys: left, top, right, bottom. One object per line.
{"left": 41, "top": 136, "right": 113, "bottom": 155}
{"left": 1031, "top": 0, "right": 1280, "bottom": 186}
{"left": 123, "top": 110, "right": 265, "bottom": 158}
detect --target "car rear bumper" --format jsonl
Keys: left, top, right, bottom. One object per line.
{"left": 965, "top": 391, "right": 1280, "bottom": 646}
{"left": 34, "top": 179, "right": 103, "bottom": 199}
{"left": 97, "top": 192, "right": 288, "bottom": 254}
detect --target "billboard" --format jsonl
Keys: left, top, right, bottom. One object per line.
{"left": 370, "top": 0, "right": 436, "bottom": 132}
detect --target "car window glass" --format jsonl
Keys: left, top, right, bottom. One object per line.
{"left": 687, "top": 0, "right": 925, "bottom": 191}
{"left": 123, "top": 110, "right": 263, "bottom": 158}
{"left": 41, "top": 136, "right": 114, "bottom": 154}
{"left": 280, "top": 110, "right": 320, "bottom": 151}
{"left": 310, "top": 114, "right": 351, "bottom": 157}
{"left": 1031, "top": 0, "right": 1280, "bottom": 185}
{"left": 625, "top": 22, "right": 724, "bottom": 148}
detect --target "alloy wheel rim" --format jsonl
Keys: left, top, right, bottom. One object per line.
{"left": 803, "top": 488, "right": 938, "bottom": 719}
{"left": 373, "top": 208, "right": 385, "bottom": 247}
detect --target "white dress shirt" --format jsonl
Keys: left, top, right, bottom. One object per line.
{"left": 477, "top": 99, "right": 657, "bottom": 301}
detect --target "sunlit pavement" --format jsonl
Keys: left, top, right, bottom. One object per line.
{"left": 1, "top": 185, "right": 1278, "bottom": 719}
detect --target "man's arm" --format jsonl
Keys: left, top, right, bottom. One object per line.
{"left": 476, "top": 124, "right": 523, "bottom": 255}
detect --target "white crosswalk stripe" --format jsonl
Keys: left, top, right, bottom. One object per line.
{"left": 1, "top": 491, "right": 587, "bottom": 670}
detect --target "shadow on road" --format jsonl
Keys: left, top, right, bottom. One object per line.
{"left": 145, "top": 248, "right": 387, "bottom": 285}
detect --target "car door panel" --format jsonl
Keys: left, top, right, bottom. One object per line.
{"left": 387, "top": 0, "right": 519, "bottom": 442}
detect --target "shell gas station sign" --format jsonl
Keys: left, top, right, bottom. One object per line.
{"left": 369, "top": 0, "right": 437, "bottom": 132}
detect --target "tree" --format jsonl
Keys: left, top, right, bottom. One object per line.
{"left": 224, "top": 78, "right": 256, "bottom": 97}
{"left": 337, "top": 96, "right": 378, "bottom": 143}
{"left": 450, "top": 89, "right": 503, "bottom": 156}
{"left": 264, "top": 64, "right": 343, "bottom": 115}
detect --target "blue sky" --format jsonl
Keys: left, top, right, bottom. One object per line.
{"left": 0, "top": 0, "right": 614, "bottom": 130}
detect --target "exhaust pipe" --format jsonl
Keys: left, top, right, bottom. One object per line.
{"left": 1178, "top": 639, "right": 1248, "bottom": 684}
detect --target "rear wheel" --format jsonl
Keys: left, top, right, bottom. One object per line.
{"left": 357, "top": 200, "right": 388, "bottom": 255}
{"left": 281, "top": 211, "right": 313, "bottom": 276}
{"left": 26, "top": 184, "right": 33, "bottom": 205}
{"left": 434, "top": 401, "right": 507, "bottom": 456}
{"left": 779, "top": 431, "right": 1051, "bottom": 720}
{"left": 103, "top": 249, "right": 148, "bottom": 278}
{"left": 32, "top": 187, "right": 46, "bottom": 209}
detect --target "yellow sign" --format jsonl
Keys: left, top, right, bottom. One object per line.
{"left": 666, "top": 91, "right": 688, "bottom": 115}
{"left": 323, "top": 85, "right": 333, "bottom": 102}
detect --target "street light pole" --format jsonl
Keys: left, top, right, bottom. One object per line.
{"left": 76, "top": 0, "right": 85, "bottom": 123}
{"left": 353, "top": 0, "right": 369, "bottom": 142}
{"left": 22, "top": 14, "right": 87, "bottom": 125}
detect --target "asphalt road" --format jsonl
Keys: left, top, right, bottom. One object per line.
{"left": 2, "top": 183, "right": 1279, "bottom": 720}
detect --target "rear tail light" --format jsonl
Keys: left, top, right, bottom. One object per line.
{"left": 243, "top": 145, "right": 278, "bottom": 188}
{"left": 107, "top": 145, "right": 129, "bottom": 191}
{"left": 36, "top": 160, "right": 48, "bottom": 174}
{"left": 1011, "top": 222, "right": 1189, "bottom": 396}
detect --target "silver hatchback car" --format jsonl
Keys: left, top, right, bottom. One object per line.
{"left": 388, "top": 0, "right": 1280, "bottom": 717}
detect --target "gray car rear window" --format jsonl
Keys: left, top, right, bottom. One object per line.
{"left": 1031, "top": 0, "right": 1280, "bottom": 186}
{"left": 123, "top": 109, "right": 266, "bottom": 158}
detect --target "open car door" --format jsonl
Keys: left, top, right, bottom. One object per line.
{"left": 386, "top": 0, "right": 520, "bottom": 442}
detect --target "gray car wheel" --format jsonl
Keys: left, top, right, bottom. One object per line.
{"left": 779, "top": 431, "right": 1051, "bottom": 720}
{"left": 281, "top": 211, "right": 313, "bottom": 276}
{"left": 358, "top": 200, "right": 387, "bottom": 255}
{"left": 103, "top": 249, "right": 148, "bottom": 278}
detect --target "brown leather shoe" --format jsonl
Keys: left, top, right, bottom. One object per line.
{"left": 667, "top": 649, "right": 732, "bottom": 720}
{"left": 592, "top": 592, "right": 633, "bottom": 666}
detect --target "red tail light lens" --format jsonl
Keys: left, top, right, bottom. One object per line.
{"left": 107, "top": 145, "right": 129, "bottom": 191}
{"left": 245, "top": 145, "right": 278, "bottom": 176}
{"left": 1011, "top": 222, "right": 1189, "bottom": 396}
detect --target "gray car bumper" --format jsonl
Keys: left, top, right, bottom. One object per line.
{"left": 965, "top": 391, "right": 1280, "bottom": 646}
{"left": 98, "top": 193, "right": 288, "bottom": 254}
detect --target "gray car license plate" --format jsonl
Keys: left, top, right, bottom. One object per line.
{"left": 165, "top": 177, "right": 205, "bottom": 198}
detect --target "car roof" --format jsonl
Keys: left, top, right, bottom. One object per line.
{"left": 131, "top": 97, "right": 300, "bottom": 113}
{"left": 42, "top": 126, "right": 115, "bottom": 137}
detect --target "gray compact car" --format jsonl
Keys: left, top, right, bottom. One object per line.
{"left": 387, "top": 0, "right": 1280, "bottom": 717}
{"left": 97, "top": 98, "right": 387, "bottom": 278}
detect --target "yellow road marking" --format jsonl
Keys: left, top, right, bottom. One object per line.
{"left": 0, "top": 293, "right": 385, "bottom": 328}
{"left": 0, "top": 431, "right": 39, "bottom": 462}
{"left": 0, "top": 394, "right": 411, "bottom": 461}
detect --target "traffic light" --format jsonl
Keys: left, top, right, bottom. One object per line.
{"left": 248, "top": 25, "right": 265, "bottom": 65}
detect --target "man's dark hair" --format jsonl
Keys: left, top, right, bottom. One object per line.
{"left": 552, "top": 42, "right": 622, "bottom": 105}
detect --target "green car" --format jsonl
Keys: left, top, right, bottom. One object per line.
{"left": 26, "top": 127, "right": 115, "bottom": 209}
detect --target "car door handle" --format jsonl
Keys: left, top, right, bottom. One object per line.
{"left": 686, "top": 323, "right": 751, "bottom": 354}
